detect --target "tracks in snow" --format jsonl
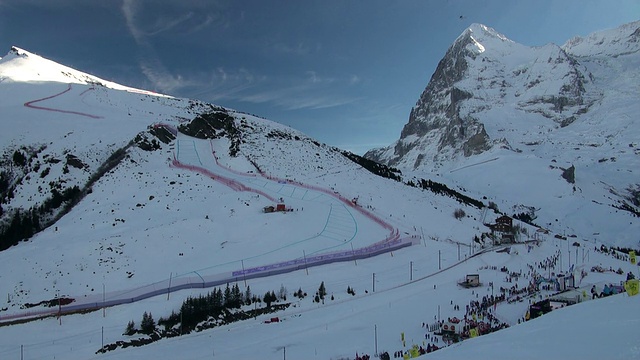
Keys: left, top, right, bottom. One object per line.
{"left": 23, "top": 83, "right": 103, "bottom": 119}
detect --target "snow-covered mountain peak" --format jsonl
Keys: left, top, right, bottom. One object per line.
{"left": 463, "top": 23, "right": 512, "bottom": 43}
{"left": 0, "top": 46, "right": 166, "bottom": 96}
{"left": 366, "top": 20, "right": 639, "bottom": 246}
{"left": 8, "top": 45, "right": 31, "bottom": 57}
{"left": 0, "top": 23, "right": 638, "bottom": 360}
{"left": 563, "top": 20, "right": 640, "bottom": 57}
{"left": 454, "top": 23, "right": 517, "bottom": 56}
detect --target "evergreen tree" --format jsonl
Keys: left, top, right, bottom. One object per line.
{"left": 141, "top": 311, "right": 155, "bottom": 335}
{"left": 244, "top": 286, "right": 252, "bottom": 306}
{"left": 278, "top": 284, "right": 287, "bottom": 301}
{"left": 223, "top": 283, "right": 232, "bottom": 308}
{"left": 12, "top": 150, "right": 26, "bottom": 167}
{"left": 318, "top": 281, "right": 326, "bottom": 300}
{"left": 212, "top": 288, "right": 223, "bottom": 309}
{"left": 124, "top": 320, "right": 136, "bottom": 336}
{"left": 263, "top": 291, "right": 273, "bottom": 307}
{"left": 231, "top": 283, "right": 242, "bottom": 308}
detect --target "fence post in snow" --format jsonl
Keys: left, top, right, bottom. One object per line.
{"left": 373, "top": 273, "right": 376, "bottom": 292}
{"left": 410, "top": 261, "right": 413, "bottom": 282}
{"left": 102, "top": 283, "right": 105, "bottom": 318}
{"left": 375, "top": 324, "right": 378, "bottom": 355}
{"left": 351, "top": 243, "right": 357, "bottom": 266}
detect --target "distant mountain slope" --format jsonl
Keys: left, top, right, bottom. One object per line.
{"left": 0, "top": 42, "right": 638, "bottom": 360}
{"left": 0, "top": 46, "right": 163, "bottom": 94}
{"left": 0, "top": 45, "right": 483, "bottom": 310}
{"left": 366, "top": 21, "right": 640, "bottom": 247}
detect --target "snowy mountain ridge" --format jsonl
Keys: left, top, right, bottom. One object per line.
{"left": 0, "top": 30, "right": 638, "bottom": 360}
{"left": 562, "top": 20, "right": 640, "bottom": 57}
{"left": 0, "top": 43, "right": 433, "bottom": 312}
{"left": 0, "top": 46, "right": 165, "bottom": 96}
{"left": 366, "top": 21, "right": 640, "bottom": 247}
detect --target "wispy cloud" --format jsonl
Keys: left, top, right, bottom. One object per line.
{"left": 184, "top": 65, "right": 363, "bottom": 111}
{"left": 272, "top": 42, "right": 311, "bottom": 56}
{"left": 228, "top": 76, "right": 363, "bottom": 111}
{"left": 146, "top": 12, "right": 195, "bottom": 36}
{"left": 122, "top": 0, "right": 144, "bottom": 43}
{"left": 121, "top": 2, "right": 361, "bottom": 112}
{"left": 121, "top": 0, "right": 221, "bottom": 92}
{"left": 305, "top": 71, "right": 338, "bottom": 84}
{"left": 190, "top": 14, "right": 216, "bottom": 33}
{"left": 185, "top": 67, "right": 262, "bottom": 101}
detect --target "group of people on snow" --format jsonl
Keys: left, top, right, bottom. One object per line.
{"left": 591, "top": 283, "right": 625, "bottom": 299}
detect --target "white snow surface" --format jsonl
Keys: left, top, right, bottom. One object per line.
{"left": 0, "top": 44, "right": 638, "bottom": 360}
{"left": 369, "top": 20, "right": 640, "bottom": 248}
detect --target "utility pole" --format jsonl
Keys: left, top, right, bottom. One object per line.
{"left": 167, "top": 272, "right": 172, "bottom": 300}
{"left": 303, "top": 250, "right": 309, "bottom": 275}
{"left": 102, "top": 283, "right": 106, "bottom": 318}
{"left": 101, "top": 326, "right": 104, "bottom": 350}
{"left": 373, "top": 273, "right": 376, "bottom": 292}
{"left": 439, "top": 250, "right": 442, "bottom": 270}
{"left": 410, "top": 261, "right": 413, "bottom": 281}
{"left": 58, "top": 291, "right": 62, "bottom": 325}
{"left": 458, "top": 243, "right": 460, "bottom": 261}
{"left": 241, "top": 260, "right": 247, "bottom": 287}
{"left": 351, "top": 243, "right": 357, "bottom": 266}
{"left": 374, "top": 324, "right": 378, "bottom": 355}
{"left": 559, "top": 249, "right": 563, "bottom": 272}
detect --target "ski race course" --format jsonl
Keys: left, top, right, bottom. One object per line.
{"left": 23, "top": 83, "right": 103, "bottom": 119}
{"left": 0, "top": 90, "right": 414, "bottom": 323}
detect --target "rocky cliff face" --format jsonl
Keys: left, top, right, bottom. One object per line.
{"left": 366, "top": 21, "right": 640, "bottom": 245}
{"left": 365, "top": 23, "right": 608, "bottom": 170}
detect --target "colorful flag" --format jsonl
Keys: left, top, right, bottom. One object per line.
{"left": 625, "top": 279, "right": 639, "bottom": 296}
{"left": 630, "top": 251, "right": 636, "bottom": 265}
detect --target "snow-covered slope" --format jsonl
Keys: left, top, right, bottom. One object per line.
{"left": 0, "top": 44, "right": 638, "bottom": 360}
{"left": 0, "top": 46, "right": 164, "bottom": 94}
{"left": 366, "top": 21, "right": 640, "bottom": 248}
{"left": 0, "top": 44, "right": 481, "bottom": 320}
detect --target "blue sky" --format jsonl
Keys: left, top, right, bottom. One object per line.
{"left": 1, "top": 1, "right": 638, "bottom": 154}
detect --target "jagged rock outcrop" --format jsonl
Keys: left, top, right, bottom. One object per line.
{"left": 365, "top": 23, "right": 606, "bottom": 171}
{"left": 366, "top": 20, "right": 640, "bottom": 243}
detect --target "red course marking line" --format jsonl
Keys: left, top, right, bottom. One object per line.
{"left": 23, "top": 83, "right": 103, "bottom": 119}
